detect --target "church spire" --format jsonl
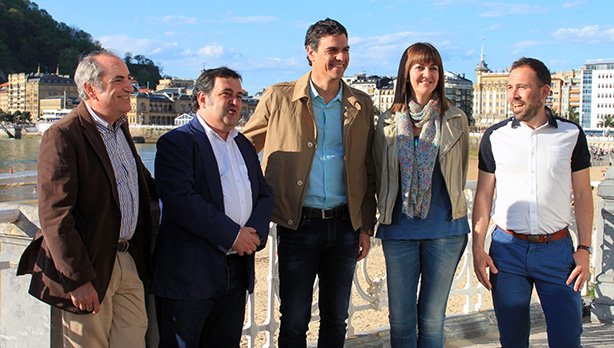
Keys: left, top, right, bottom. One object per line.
{"left": 475, "top": 40, "right": 490, "bottom": 72}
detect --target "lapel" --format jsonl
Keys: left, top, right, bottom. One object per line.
{"left": 341, "top": 80, "right": 360, "bottom": 149}
{"left": 78, "top": 102, "right": 121, "bottom": 207}
{"left": 188, "top": 117, "right": 225, "bottom": 211}
{"left": 439, "top": 107, "right": 463, "bottom": 158}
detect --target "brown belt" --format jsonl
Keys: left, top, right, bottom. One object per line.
{"left": 498, "top": 226, "right": 568, "bottom": 243}
{"left": 117, "top": 240, "right": 130, "bottom": 253}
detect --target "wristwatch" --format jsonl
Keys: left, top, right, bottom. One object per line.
{"left": 577, "top": 245, "right": 592, "bottom": 253}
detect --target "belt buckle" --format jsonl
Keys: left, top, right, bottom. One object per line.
{"left": 527, "top": 235, "right": 540, "bottom": 243}
{"left": 321, "top": 209, "right": 329, "bottom": 219}
{"left": 118, "top": 240, "right": 129, "bottom": 252}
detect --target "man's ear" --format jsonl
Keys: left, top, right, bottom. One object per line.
{"left": 541, "top": 83, "right": 551, "bottom": 102}
{"left": 197, "top": 91, "right": 207, "bottom": 110}
{"left": 306, "top": 46, "right": 316, "bottom": 65}
{"left": 84, "top": 82, "right": 98, "bottom": 101}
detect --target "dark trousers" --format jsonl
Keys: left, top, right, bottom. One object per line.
{"left": 277, "top": 213, "right": 360, "bottom": 348}
{"left": 155, "top": 255, "right": 248, "bottom": 348}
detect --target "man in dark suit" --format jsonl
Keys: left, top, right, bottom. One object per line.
{"left": 17, "top": 51, "right": 155, "bottom": 347}
{"left": 150, "top": 67, "right": 274, "bottom": 348}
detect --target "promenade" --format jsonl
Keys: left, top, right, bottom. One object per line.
{"left": 342, "top": 322, "right": 614, "bottom": 347}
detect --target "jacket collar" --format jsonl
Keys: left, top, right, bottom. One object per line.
{"left": 292, "top": 71, "right": 363, "bottom": 112}
{"left": 511, "top": 106, "right": 558, "bottom": 129}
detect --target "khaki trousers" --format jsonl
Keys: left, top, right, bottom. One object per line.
{"left": 62, "top": 251, "right": 147, "bottom": 348}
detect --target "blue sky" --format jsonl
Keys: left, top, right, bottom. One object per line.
{"left": 36, "top": 0, "right": 614, "bottom": 95}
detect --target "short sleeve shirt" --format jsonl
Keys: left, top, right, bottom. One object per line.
{"left": 478, "top": 109, "right": 590, "bottom": 235}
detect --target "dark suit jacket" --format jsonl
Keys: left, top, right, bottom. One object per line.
{"left": 17, "top": 102, "right": 155, "bottom": 313}
{"left": 150, "top": 117, "right": 274, "bottom": 300}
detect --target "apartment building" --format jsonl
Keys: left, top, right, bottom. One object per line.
{"left": 444, "top": 71, "right": 473, "bottom": 122}
{"left": 6, "top": 70, "right": 78, "bottom": 118}
{"left": 581, "top": 59, "right": 614, "bottom": 129}
{"left": 0, "top": 82, "right": 8, "bottom": 112}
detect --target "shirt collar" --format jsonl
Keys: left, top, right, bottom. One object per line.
{"left": 309, "top": 79, "right": 343, "bottom": 104}
{"left": 196, "top": 114, "right": 238, "bottom": 142}
{"left": 85, "top": 102, "right": 126, "bottom": 131}
{"left": 511, "top": 106, "right": 558, "bottom": 129}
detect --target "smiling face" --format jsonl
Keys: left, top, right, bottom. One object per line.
{"left": 409, "top": 60, "right": 439, "bottom": 106}
{"left": 507, "top": 65, "right": 550, "bottom": 124}
{"left": 307, "top": 34, "right": 349, "bottom": 84}
{"left": 198, "top": 77, "right": 243, "bottom": 140}
{"left": 84, "top": 55, "right": 133, "bottom": 123}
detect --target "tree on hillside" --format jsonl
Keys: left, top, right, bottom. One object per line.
{"left": 125, "top": 54, "right": 162, "bottom": 89}
{"left": 0, "top": 0, "right": 102, "bottom": 81}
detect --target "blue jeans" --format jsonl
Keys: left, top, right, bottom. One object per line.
{"left": 155, "top": 255, "right": 248, "bottom": 348}
{"left": 490, "top": 227, "right": 582, "bottom": 348}
{"left": 382, "top": 234, "right": 467, "bottom": 348}
{"left": 277, "top": 214, "right": 360, "bottom": 348}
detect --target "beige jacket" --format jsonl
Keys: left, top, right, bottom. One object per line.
{"left": 243, "top": 72, "right": 377, "bottom": 235}
{"left": 373, "top": 103, "right": 469, "bottom": 224}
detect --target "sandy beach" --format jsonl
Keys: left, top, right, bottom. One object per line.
{"left": 245, "top": 156, "right": 610, "bottom": 346}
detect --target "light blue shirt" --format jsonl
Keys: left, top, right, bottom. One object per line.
{"left": 303, "top": 80, "right": 347, "bottom": 209}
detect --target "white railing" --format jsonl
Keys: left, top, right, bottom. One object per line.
{"left": 241, "top": 180, "right": 601, "bottom": 347}
{"left": 0, "top": 179, "right": 601, "bottom": 347}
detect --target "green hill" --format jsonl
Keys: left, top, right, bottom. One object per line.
{"left": 0, "top": 0, "right": 103, "bottom": 82}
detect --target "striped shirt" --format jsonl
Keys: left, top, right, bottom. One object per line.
{"left": 85, "top": 103, "right": 139, "bottom": 240}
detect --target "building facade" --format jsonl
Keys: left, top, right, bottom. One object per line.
{"left": 472, "top": 47, "right": 510, "bottom": 129}
{"left": 6, "top": 71, "right": 78, "bottom": 119}
{"left": 581, "top": 59, "right": 614, "bottom": 129}
{"left": 444, "top": 71, "right": 473, "bottom": 123}
{"left": 156, "top": 78, "right": 196, "bottom": 91}
{"left": 0, "top": 82, "right": 8, "bottom": 112}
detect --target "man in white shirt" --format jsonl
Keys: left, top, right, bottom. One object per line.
{"left": 472, "top": 57, "right": 593, "bottom": 348}
{"left": 150, "top": 67, "right": 274, "bottom": 347}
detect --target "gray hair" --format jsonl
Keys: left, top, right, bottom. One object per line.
{"left": 74, "top": 50, "right": 121, "bottom": 100}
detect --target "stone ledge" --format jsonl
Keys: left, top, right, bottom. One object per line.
{"left": 337, "top": 304, "right": 546, "bottom": 348}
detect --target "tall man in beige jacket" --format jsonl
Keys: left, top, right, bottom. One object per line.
{"left": 243, "top": 18, "right": 376, "bottom": 348}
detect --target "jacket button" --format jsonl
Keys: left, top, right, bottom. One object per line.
{"left": 288, "top": 219, "right": 294, "bottom": 225}
{"left": 307, "top": 142, "right": 314, "bottom": 148}
{"left": 297, "top": 180, "right": 303, "bottom": 186}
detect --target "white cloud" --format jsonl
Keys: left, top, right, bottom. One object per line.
{"left": 562, "top": 0, "right": 588, "bottom": 8}
{"left": 478, "top": 2, "right": 549, "bottom": 17}
{"left": 98, "top": 35, "right": 182, "bottom": 57}
{"left": 427, "top": 0, "right": 477, "bottom": 6}
{"left": 197, "top": 44, "right": 226, "bottom": 58}
{"left": 552, "top": 25, "right": 614, "bottom": 44}
{"left": 482, "top": 24, "right": 500, "bottom": 31}
{"left": 347, "top": 31, "right": 465, "bottom": 75}
{"left": 158, "top": 15, "right": 200, "bottom": 26}
{"left": 228, "top": 16, "right": 277, "bottom": 24}
{"left": 513, "top": 40, "right": 555, "bottom": 48}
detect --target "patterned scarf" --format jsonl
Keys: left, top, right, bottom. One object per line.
{"left": 397, "top": 92, "right": 441, "bottom": 219}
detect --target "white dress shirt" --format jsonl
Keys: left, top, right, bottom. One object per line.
{"left": 198, "top": 115, "right": 253, "bottom": 251}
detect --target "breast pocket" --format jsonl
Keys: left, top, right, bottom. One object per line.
{"left": 548, "top": 145, "right": 571, "bottom": 173}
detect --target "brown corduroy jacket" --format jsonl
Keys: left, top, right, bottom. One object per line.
{"left": 17, "top": 102, "right": 155, "bottom": 313}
